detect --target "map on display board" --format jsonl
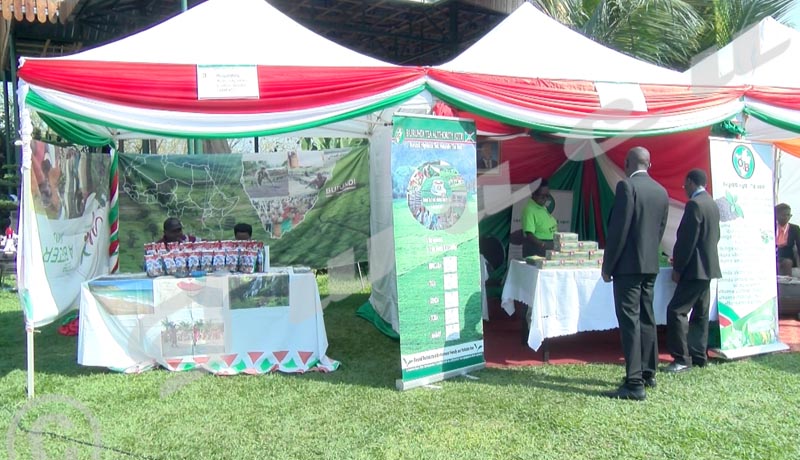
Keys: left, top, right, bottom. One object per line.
{"left": 117, "top": 139, "right": 369, "bottom": 272}
{"left": 391, "top": 115, "right": 484, "bottom": 391}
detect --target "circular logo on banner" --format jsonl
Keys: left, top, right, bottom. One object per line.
{"left": 732, "top": 145, "right": 755, "bottom": 179}
{"left": 407, "top": 161, "right": 467, "bottom": 231}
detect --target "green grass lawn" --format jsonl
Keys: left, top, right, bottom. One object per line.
{"left": 1, "top": 275, "right": 799, "bottom": 460}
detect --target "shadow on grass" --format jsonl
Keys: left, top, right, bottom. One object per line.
{"left": 751, "top": 350, "right": 800, "bottom": 375}
{"left": 474, "top": 366, "right": 613, "bottom": 397}
{"left": 301, "top": 293, "right": 402, "bottom": 389}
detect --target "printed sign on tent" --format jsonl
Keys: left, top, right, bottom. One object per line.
{"left": 19, "top": 140, "right": 111, "bottom": 327}
{"left": 391, "top": 115, "right": 484, "bottom": 391}
{"left": 708, "top": 138, "right": 788, "bottom": 358}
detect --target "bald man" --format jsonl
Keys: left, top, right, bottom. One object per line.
{"left": 601, "top": 146, "right": 669, "bottom": 401}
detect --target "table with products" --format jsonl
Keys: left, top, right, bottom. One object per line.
{"left": 501, "top": 260, "right": 717, "bottom": 353}
{"left": 78, "top": 269, "right": 339, "bottom": 374}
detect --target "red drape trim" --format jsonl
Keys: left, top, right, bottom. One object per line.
{"left": 19, "top": 60, "right": 425, "bottom": 114}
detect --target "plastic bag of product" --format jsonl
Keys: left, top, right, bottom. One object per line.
{"left": 145, "top": 253, "right": 164, "bottom": 277}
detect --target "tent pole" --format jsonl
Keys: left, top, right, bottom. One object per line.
{"left": 180, "top": 0, "right": 195, "bottom": 155}
{"left": 26, "top": 320, "right": 34, "bottom": 398}
{"left": 3, "top": 72, "right": 11, "bottom": 174}
{"left": 356, "top": 262, "right": 365, "bottom": 290}
{"left": 9, "top": 25, "right": 20, "bottom": 167}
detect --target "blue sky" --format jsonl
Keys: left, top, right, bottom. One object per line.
{"left": 787, "top": 2, "right": 800, "bottom": 28}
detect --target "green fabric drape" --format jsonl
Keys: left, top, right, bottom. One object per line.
{"left": 355, "top": 301, "right": 400, "bottom": 340}
{"left": 547, "top": 157, "right": 616, "bottom": 245}
{"left": 38, "top": 113, "right": 114, "bottom": 148}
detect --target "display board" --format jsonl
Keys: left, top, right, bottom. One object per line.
{"left": 118, "top": 139, "right": 369, "bottom": 272}
{"left": 708, "top": 138, "right": 788, "bottom": 358}
{"left": 391, "top": 115, "right": 484, "bottom": 390}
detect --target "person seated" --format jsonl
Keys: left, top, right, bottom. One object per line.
{"left": 157, "top": 217, "right": 197, "bottom": 245}
{"left": 522, "top": 179, "right": 557, "bottom": 258}
{"left": 775, "top": 203, "right": 800, "bottom": 276}
{"left": 233, "top": 223, "right": 253, "bottom": 241}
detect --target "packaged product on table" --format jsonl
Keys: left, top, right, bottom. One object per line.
{"left": 173, "top": 252, "right": 188, "bottom": 277}
{"left": 145, "top": 253, "right": 164, "bottom": 277}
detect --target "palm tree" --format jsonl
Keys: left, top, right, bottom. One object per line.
{"left": 532, "top": 0, "right": 797, "bottom": 71}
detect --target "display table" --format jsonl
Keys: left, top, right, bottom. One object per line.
{"left": 501, "top": 260, "right": 717, "bottom": 351}
{"left": 778, "top": 277, "right": 800, "bottom": 319}
{"left": 78, "top": 270, "right": 339, "bottom": 374}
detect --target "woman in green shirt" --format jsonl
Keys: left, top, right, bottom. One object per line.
{"left": 522, "top": 180, "right": 557, "bottom": 257}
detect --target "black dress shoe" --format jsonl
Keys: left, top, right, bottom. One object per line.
{"left": 664, "top": 362, "right": 691, "bottom": 373}
{"left": 603, "top": 385, "right": 646, "bottom": 401}
{"left": 691, "top": 359, "right": 707, "bottom": 368}
{"left": 621, "top": 377, "right": 656, "bottom": 389}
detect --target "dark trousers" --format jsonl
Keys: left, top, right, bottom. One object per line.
{"left": 522, "top": 240, "right": 553, "bottom": 258}
{"left": 612, "top": 274, "right": 658, "bottom": 389}
{"left": 666, "top": 279, "right": 711, "bottom": 366}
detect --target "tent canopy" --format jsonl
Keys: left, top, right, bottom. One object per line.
{"left": 18, "top": 0, "right": 753, "bottom": 146}
{"left": 437, "top": 2, "right": 687, "bottom": 85}
{"left": 684, "top": 17, "right": 800, "bottom": 144}
{"left": 62, "top": 0, "right": 393, "bottom": 67}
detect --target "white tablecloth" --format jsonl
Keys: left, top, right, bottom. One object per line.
{"left": 78, "top": 271, "right": 338, "bottom": 374}
{"left": 501, "top": 260, "right": 716, "bottom": 351}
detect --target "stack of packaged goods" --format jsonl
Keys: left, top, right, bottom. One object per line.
{"left": 525, "top": 232, "right": 604, "bottom": 269}
{"left": 144, "top": 240, "right": 266, "bottom": 277}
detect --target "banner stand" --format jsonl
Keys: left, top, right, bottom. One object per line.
{"left": 396, "top": 363, "right": 484, "bottom": 391}
{"left": 708, "top": 138, "right": 789, "bottom": 358}
{"left": 712, "top": 342, "right": 789, "bottom": 360}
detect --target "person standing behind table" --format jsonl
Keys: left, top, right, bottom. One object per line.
{"left": 233, "top": 223, "right": 253, "bottom": 241}
{"left": 664, "top": 169, "right": 721, "bottom": 373}
{"left": 521, "top": 179, "right": 557, "bottom": 258}
{"left": 601, "top": 146, "right": 669, "bottom": 401}
{"left": 775, "top": 203, "right": 800, "bottom": 276}
{"left": 156, "top": 217, "right": 198, "bottom": 246}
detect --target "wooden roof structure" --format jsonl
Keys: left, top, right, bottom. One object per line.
{"left": 0, "top": 0, "right": 524, "bottom": 72}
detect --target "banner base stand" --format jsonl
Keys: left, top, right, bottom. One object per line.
{"left": 396, "top": 363, "right": 485, "bottom": 391}
{"left": 710, "top": 342, "right": 790, "bottom": 360}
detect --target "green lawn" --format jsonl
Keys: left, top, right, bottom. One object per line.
{"left": 1, "top": 276, "right": 799, "bottom": 460}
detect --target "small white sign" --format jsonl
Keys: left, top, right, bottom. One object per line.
{"left": 196, "top": 65, "right": 259, "bottom": 100}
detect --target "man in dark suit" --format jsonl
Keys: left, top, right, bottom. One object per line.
{"left": 601, "top": 146, "right": 669, "bottom": 400}
{"left": 478, "top": 143, "right": 497, "bottom": 169}
{"left": 664, "top": 169, "right": 721, "bottom": 372}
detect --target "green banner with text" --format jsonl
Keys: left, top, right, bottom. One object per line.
{"left": 391, "top": 115, "right": 484, "bottom": 390}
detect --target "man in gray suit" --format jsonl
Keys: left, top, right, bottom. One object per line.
{"left": 602, "top": 146, "right": 669, "bottom": 400}
{"left": 664, "top": 169, "right": 721, "bottom": 372}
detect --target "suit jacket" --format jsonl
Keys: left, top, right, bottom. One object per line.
{"left": 602, "top": 172, "right": 669, "bottom": 276}
{"left": 672, "top": 191, "right": 721, "bottom": 280}
{"left": 480, "top": 158, "right": 497, "bottom": 169}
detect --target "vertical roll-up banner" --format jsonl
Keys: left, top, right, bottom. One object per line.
{"left": 391, "top": 115, "right": 484, "bottom": 390}
{"left": 708, "top": 138, "right": 788, "bottom": 358}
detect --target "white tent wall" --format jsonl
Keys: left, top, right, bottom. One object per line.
{"left": 776, "top": 149, "right": 800, "bottom": 225}
{"left": 367, "top": 119, "right": 399, "bottom": 331}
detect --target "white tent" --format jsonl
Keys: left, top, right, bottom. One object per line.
{"left": 437, "top": 2, "right": 686, "bottom": 84}
{"left": 684, "top": 17, "right": 800, "bottom": 221}
{"left": 17, "top": 0, "right": 749, "bottom": 338}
